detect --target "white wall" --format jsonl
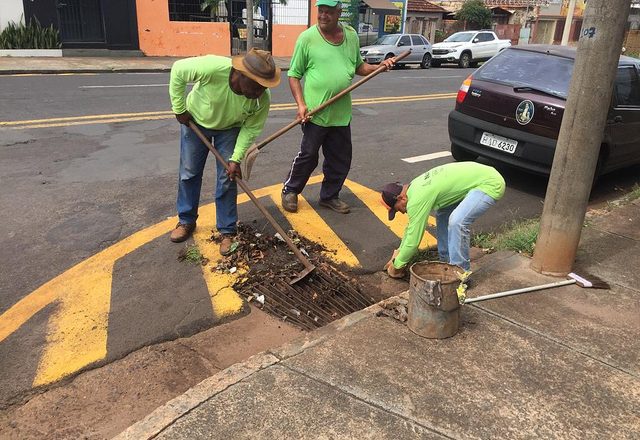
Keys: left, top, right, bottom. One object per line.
{"left": 0, "top": 0, "right": 24, "bottom": 31}
{"left": 273, "top": 0, "right": 308, "bottom": 25}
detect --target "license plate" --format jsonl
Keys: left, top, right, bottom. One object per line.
{"left": 480, "top": 132, "right": 518, "bottom": 154}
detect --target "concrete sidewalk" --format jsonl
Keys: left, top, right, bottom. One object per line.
{"left": 0, "top": 55, "right": 291, "bottom": 75}
{"left": 116, "top": 199, "right": 640, "bottom": 439}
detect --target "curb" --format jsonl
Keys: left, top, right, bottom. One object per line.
{"left": 113, "top": 298, "right": 392, "bottom": 439}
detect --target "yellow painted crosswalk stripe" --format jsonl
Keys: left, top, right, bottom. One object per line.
{"left": 344, "top": 179, "right": 436, "bottom": 249}
{"left": 270, "top": 176, "right": 359, "bottom": 268}
{"left": 192, "top": 204, "right": 245, "bottom": 319}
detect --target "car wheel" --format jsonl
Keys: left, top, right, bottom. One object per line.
{"left": 458, "top": 52, "right": 471, "bottom": 69}
{"left": 431, "top": 60, "right": 441, "bottom": 67}
{"left": 420, "top": 53, "right": 432, "bottom": 69}
{"left": 451, "top": 143, "right": 478, "bottom": 162}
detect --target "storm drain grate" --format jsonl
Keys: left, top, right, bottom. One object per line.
{"left": 211, "top": 223, "right": 376, "bottom": 331}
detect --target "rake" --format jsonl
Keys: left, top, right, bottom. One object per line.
{"left": 188, "top": 121, "right": 315, "bottom": 285}
{"left": 240, "top": 50, "right": 411, "bottom": 180}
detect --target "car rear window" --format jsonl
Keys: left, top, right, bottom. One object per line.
{"left": 474, "top": 49, "right": 575, "bottom": 98}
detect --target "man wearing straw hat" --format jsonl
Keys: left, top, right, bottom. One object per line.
{"left": 168, "top": 49, "right": 280, "bottom": 255}
{"left": 381, "top": 162, "right": 505, "bottom": 279}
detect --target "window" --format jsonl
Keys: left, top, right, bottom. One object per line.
{"left": 477, "top": 33, "right": 495, "bottom": 42}
{"left": 475, "top": 49, "right": 574, "bottom": 99}
{"left": 411, "top": 35, "right": 423, "bottom": 46}
{"left": 615, "top": 66, "right": 640, "bottom": 107}
{"left": 169, "top": 0, "right": 229, "bottom": 22}
{"left": 398, "top": 35, "right": 411, "bottom": 47}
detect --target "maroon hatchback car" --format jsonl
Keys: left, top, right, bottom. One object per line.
{"left": 448, "top": 45, "right": 640, "bottom": 176}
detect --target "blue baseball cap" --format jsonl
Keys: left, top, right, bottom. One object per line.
{"left": 316, "top": 0, "right": 341, "bottom": 6}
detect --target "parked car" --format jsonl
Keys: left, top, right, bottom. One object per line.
{"left": 360, "top": 33, "right": 433, "bottom": 69}
{"left": 431, "top": 30, "right": 511, "bottom": 68}
{"left": 358, "top": 22, "right": 378, "bottom": 47}
{"left": 448, "top": 45, "right": 640, "bottom": 178}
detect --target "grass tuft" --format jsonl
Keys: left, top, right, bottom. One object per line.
{"left": 472, "top": 218, "right": 540, "bottom": 257}
{"left": 178, "top": 244, "right": 204, "bottom": 265}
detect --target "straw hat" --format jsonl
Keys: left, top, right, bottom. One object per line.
{"left": 232, "top": 48, "right": 281, "bottom": 88}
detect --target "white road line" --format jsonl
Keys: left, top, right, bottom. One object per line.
{"left": 79, "top": 84, "right": 168, "bottom": 89}
{"left": 402, "top": 151, "right": 452, "bottom": 163}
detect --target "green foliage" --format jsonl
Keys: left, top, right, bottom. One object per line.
{"left": 456, "top": 0, "right": 492, "bottom": 30}
{"left": 180, "top": 244, "right": 204, "bottom": 265}
{"left": 0, "top": 18, "right": 61, "bottom": 50}
{"left": 472, "top": 218, "right": 540, "bottom": 257}
{"left": 434, "top": 29, "right": 446, "bottom": 43}
{"left": 625, "top": 183, "right": 640, "bottom": 202}
{"left": 626, "top": 51, "right": 640, "bottom": 59}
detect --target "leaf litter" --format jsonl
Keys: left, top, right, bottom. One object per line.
{"left": 209, "top": 222, "right": 375, "bottom": 331}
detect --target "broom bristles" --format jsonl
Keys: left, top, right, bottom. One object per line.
{"left": 568, "top": 272, "right": 610, "bottom": 289}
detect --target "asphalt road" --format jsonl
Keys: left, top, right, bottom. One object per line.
{"left": 1, "top": 66, "right": 638, "bottom": 405}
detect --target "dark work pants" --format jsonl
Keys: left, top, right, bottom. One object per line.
{"left": 282, "top": 122, "right": 352, "bottom": 201}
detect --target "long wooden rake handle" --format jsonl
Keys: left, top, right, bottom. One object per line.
{"left": 188, "top": 121, "right": 316, "bottom": 274}
{"left": 253, "top": 50, "right": 411, "bottom": 152}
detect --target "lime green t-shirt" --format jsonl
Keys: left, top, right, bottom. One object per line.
{"left": 287, "top": 24, "right": 364, "bottom": 127}
{"left": 169, "top": 55, "right": 271, "bottom": 162}
{"left": 393, "top": 162, "right": 506, "bottom": 269}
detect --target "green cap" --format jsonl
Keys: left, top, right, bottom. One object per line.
{"left": 316, "top": 0, "right": 341, "bottom": 6}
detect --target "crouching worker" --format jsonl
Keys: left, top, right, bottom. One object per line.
{"left": 381, "top": 162, "right": 505, "bottom": 278}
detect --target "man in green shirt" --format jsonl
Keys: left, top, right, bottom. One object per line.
{"left": 381, "top": 162, "right": 506, "bottom": 278}
{"left": 281, "top": 0, "right": 395, "bottom": 214}
{"left": 168, "top": 49, "right": 280, "bottom": 255}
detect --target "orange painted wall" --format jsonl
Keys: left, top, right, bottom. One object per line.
{"left": 136, "top": 0, "right": 230, "bottom": 57}
{"left": 271, "top": 24, "right": 307, "bottom": 56}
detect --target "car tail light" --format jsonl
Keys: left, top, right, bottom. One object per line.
{"left": 456, "top": 75, "right": 472, "bottom": 104}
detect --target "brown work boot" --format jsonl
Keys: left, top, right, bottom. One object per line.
{"left": 219, "top": 234, "right": 237, "bottom": 256}
{"left": 281, "top": 192, "right": 298, "bottom": 213}
{"left": 319, "top": 198, "right": 350, "bottom": 214}
{"left": 170, "top": 222, "right": 196, "bottom": 243}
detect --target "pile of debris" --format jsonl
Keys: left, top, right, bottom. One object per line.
{"left": 210, "top": 222, "right": 375, "bottom": 331}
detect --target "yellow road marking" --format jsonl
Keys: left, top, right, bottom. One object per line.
{"left": 192, "top": 203, "right": 244, "bottom": 318}
{"left": 1, "top": 93, "right": 456, "bottom": 130}
{"left": 270, "top": 175, "right": 359, "bottom": 267}
{"left": 344, "top": 179, "right": 436, "bottom": 249}
{"left": 0, "top": 178, "right": 436, "bottom": 386}
{"left": 26, "top": 217, "right": 176, "bottom": 385}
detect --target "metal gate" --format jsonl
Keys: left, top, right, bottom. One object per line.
{"left": 56, "top": 0, "right": 105, "bottom": 43}
{"left": 230, "top": 0, "right": 272, "bottom": 54}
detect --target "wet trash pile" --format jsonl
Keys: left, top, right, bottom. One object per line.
{"left": 211, "top": 222, "right": 375, "bottom": 331}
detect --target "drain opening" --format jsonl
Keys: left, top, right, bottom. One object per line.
{"left": 211, "top": 222, "right": 375, "bottom": 331}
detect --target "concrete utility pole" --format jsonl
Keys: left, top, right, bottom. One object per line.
{"left": 247, "top": 0, "right": 254, "bottom": 51}
{"left": 531, "top": 0, "right": 631, "bottom": 276}
{"left": 560, "top": 0, "right": 577, "bottom": 45}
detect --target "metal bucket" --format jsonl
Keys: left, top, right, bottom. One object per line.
{"left": 408, "top": 262, "right": 462, "bottom": 339}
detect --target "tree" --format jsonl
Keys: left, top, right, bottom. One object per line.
{"left": 456, "top": 0, "right": 492, "bottom": 30}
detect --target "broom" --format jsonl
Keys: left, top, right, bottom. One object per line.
{"left": 463, "top": 272, "right": 610, "bottom": 304}
{"left": 240, "top": 50, "right": 411, "bottom": 180}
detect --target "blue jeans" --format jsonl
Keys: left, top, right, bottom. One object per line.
{"left": 176, "top": 123, "right": 240, "bottom": 235}
{"left": 435, "top": 189, "right": 496, "bottom": 271}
